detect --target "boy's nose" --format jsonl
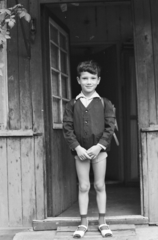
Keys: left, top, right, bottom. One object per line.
{"left": 87, "top": 78, "right": 91, "bottom": 83}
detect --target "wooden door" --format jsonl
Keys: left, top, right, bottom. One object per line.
{"left": 42, "top": 7, "right": 77, "bottom": 217}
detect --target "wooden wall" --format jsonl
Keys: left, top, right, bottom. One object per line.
{"left": 133, "top": 0, "right": 158, "bottom": 223}
{"left": 1, "top": 0, "right": 158, "bottom": 227}
{"left": 0, "top": 0, "right": 45, "bottom": 227}
{"left": 0, "top": 0, "right": 7, "bottom": 129}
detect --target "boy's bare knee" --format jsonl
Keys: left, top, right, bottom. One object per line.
{"left": 79, "top": 183, "right": 90, "bottom": 193}
{"left": 94, "top": 182, "right": 105, "bottom": 192}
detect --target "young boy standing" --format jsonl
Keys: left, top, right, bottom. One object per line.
{"left": 63, "top": 60, "right": 115, "bottom": 238}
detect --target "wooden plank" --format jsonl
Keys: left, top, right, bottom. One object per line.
{"left": 51, "top": 130, "right": 77, "bottom": 217}
{"left": 30, "top": 0, "right": 45, "bottom": 221}
{"left": 143, "top": 0, "right": 157, "bottom": 126}
{"left": 40, "top": 0, "right": 131, "bottom": 4}
{"left": 21, "top": 137, "right": 36, "bottom": 226}
{"left": 32, "top": 215, "right": 148, "bottom": 231}
{"left": 54, "top": 236, "right": 138, "bottom": 240}
{"left": 140, "top": 132, "right": 148, "bottom": 217}
{"left": 141, "top": 125, "right": 158, "bottom": 131}
{"left": 34, "top": 136, "right": 45, "bottom": 220}
{"left": 52, "top": 131, "right": 63, "bottom": 216}
{"left": 150, "top": 0, "right": 158, "bottom": 121}
{"left": 147, "top": 132, "right": 158, "bottom": 224}
{"left": 0, "top": 0, "right": 7, "bottom": 130}
{"left": 133, "top": 0, "right": 149, "bottom": 127}
{"left": 119, "top": 4, "right": 132, "bottom": 42}
{"left": 7, "top": 0, "right": 20, "bottom": 129}
{"left": 56, "top": 229, "right": 136, "bottom": 236}
{"left": 0, "top": 138, "right": 8, "bottom": 226}
{"left": 0, "top": 130, "right": 34, "bottom": 137}
{"left": 30, "top": 0, "right": 44, "bottom": 132}
{"left": 55, "top": 226, "right": 137, "bottom": 240}
{"left": 18, "top": 0, "right": 32, "bottom": 130}
{"left": 57, "top": 224, "right": 136, "bottom": 232}
{"left": 106, "top": 5, "right": 120, "bottom": 41}
{"left": 7, "top": 138, "right": 22, "bottom": 226}
{"left": 41, "top": 5, "right": 52, "bottom": 217}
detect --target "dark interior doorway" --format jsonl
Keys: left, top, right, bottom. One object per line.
{"left": 43, "top": 1, "right": 141, "bottom": 217}
{"left": 70, "top": 44, "right": 120, "bottom": 181}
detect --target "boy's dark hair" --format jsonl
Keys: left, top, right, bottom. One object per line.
{"left": 77, "top": 60, "right": 101, "bottom": 77}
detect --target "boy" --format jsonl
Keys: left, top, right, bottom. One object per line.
{"left": 63, "top": 60, "right": 115, "bottom": 238}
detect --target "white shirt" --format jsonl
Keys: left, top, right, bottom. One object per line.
{"left": 76, "top": 91, "right": 101, "bottom": 108}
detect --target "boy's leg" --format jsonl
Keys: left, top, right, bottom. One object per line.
{"left": 75, "top": 156, "right": 91, "bottom": 226}
{"left": 92, "top": 153, "right": 107, "bottom": 225}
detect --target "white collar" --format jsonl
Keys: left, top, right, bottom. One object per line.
{"left": 76, "top": 91, "right": 101, "bottom": 100}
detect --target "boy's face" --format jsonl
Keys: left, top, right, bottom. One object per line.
{"left": 77, "top": 71, "right": 100, "bottom": 96}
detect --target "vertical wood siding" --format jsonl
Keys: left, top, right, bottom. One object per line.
{"left": 141, "top": 130, "right": 158, "bottom": 224}
{"left": 8, "top": 0, "right": 32, "bottom": 130}
{"left": 151, "top": 0, "right": 158, "bottom": 120}
{"left": 29, "top": 0, "right": 46, "bottom": 221}
{"left": 0, "top": 0, "right": 45, "bottom": 227}
{"left": 133, "top": 0, "right": 157, "bottom": 128}
{"left": 133, "top": 0, "right": 158, "bottom": 223}
{"left": 1, "top": 0, "right": 158, "bottom": 226}
{"left": 0, "top": 137, "right": 44, "bottom": 227}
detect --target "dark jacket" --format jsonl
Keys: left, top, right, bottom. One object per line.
{"left": 63, "top": 97, "right": 116, "bottom": 155}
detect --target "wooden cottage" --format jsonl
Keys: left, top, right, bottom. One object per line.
{"left": 0, "top": 0, "right": 158, "bottom": 231}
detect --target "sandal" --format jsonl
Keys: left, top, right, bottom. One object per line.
{"left": 98, "top": 223, "right": 113, "bottom": 237}
{"left": 73, "top": 225, "right": 88, "bottom": 238}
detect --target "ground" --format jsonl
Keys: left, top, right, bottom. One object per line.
{"left": 1, "top": 225, "right": 158, "bottom": 240}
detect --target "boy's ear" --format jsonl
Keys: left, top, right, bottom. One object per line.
{"left": 77, "top": 76, "right": 81, "bottom": 84}
{"left": 98, "top": 77, "right": 101, "bottom": 84}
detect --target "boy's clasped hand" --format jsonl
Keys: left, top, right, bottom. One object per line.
{"left": 75, "top": 145, "right": 102, "bottom": 161}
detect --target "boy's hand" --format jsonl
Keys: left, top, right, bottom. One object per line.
{"left": 75, "top": 145, "right": 91, "bottom": 161}
{"left": 87, "top": 145, "right": 102, "bottom": 159}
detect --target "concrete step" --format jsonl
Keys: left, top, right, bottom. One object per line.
{"left": 13, "top": 224, "right": 138, "bottom": 240}
{"left": 55, "top": 224, "right": 137, "bottom": 240}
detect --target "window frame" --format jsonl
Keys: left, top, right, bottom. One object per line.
{"left": 49, "top": 18, "right": 71, "bottom": 129}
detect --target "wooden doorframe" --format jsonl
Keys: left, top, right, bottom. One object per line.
{"left": 39, "top": 0, "right": 146, "bottom": 219}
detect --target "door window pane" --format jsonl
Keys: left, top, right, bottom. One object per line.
{"left": 51, "top": 70, "right": 59, "bottom": 96}
{"left": 52, "top": 98, "right": 61, "bottom": 123}
{"left": 60, "top": 51, "right": 67, "bottom": 74}
{"left": 50, "top": 24, "right": 58, "bottom": 44}
{"left": 50, "top": 43, "right": 58, "bottom": 69}
{"left": 62, "top": 75, "right": 68, "bottom": 98}
{"left": 62, "top": 100, "right": 67, "bottom": 120}
{"left": 60, "top": 33, "right": 66, "bottom": 50}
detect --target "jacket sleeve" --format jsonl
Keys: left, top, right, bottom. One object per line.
{"left": 63, "top": 100, "right": 80, "bottom": 150}
{"left": 98, "top": 98, "right": 116, "bottom": 148}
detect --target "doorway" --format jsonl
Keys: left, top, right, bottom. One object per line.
{"left": 70, "top": 44, "right": 120, "bottom": 181}
{"left": 42, "top": 1, "right": 140, "bottom": 218}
